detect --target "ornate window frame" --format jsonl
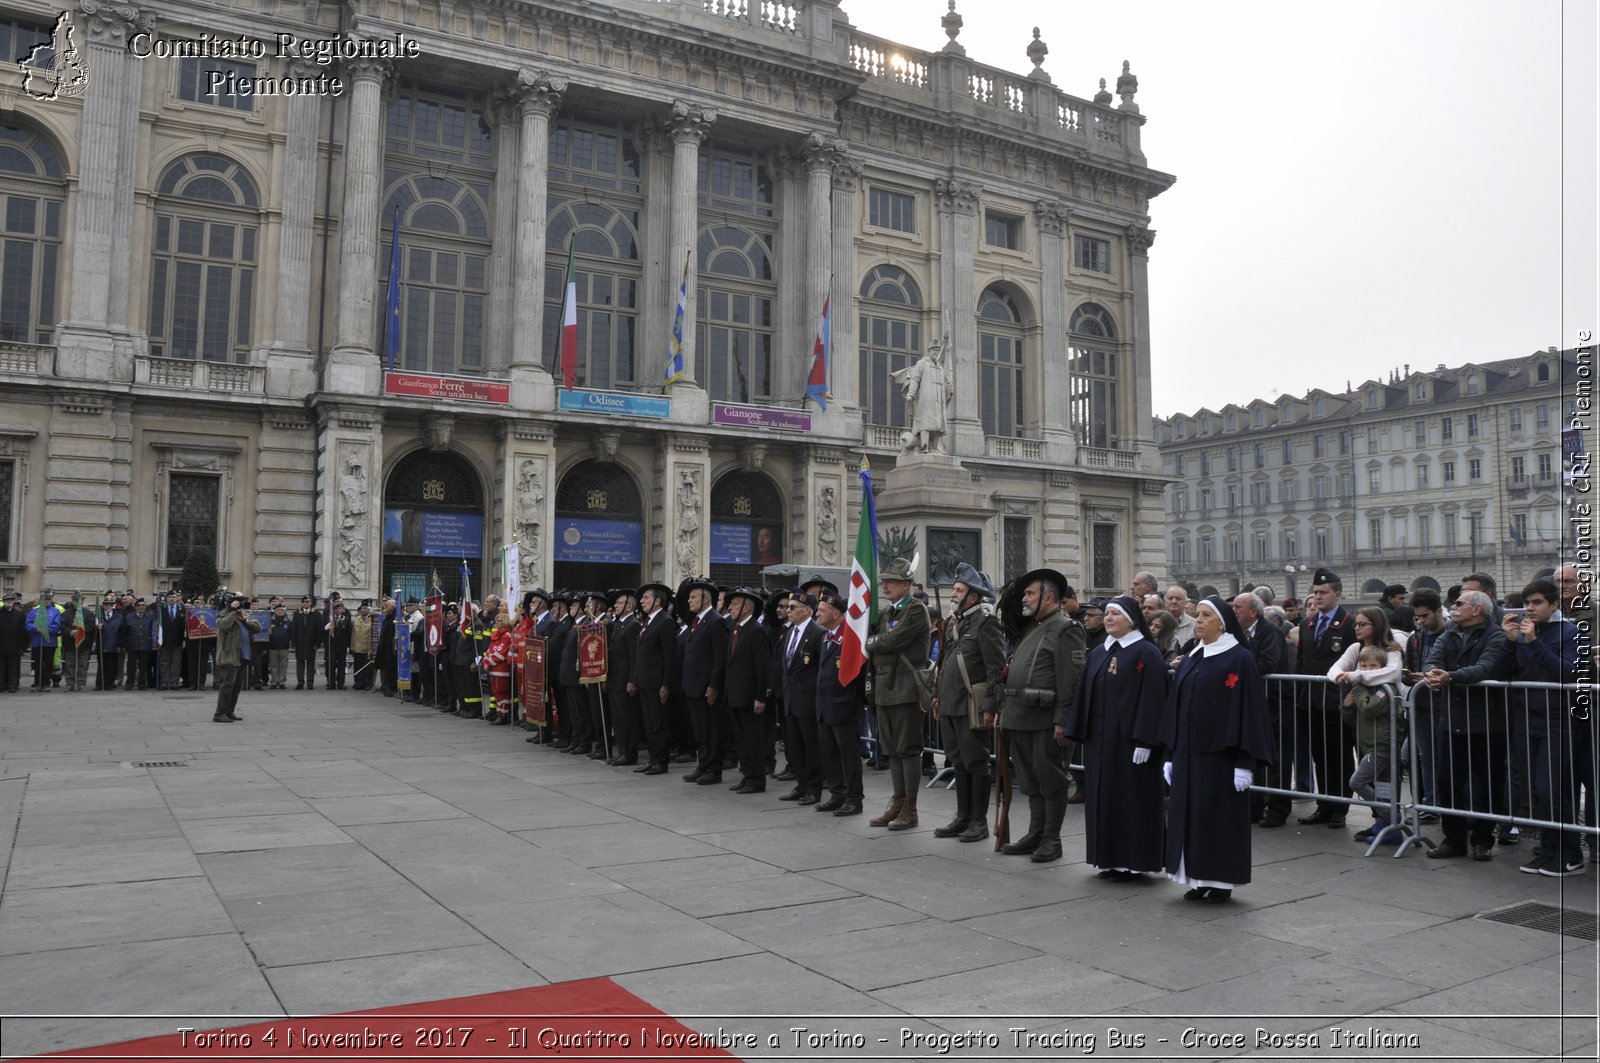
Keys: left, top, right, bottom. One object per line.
{"left": 149, "top": 435, "right": 241, "bottom": 579}
{"left": 0, "top": 426, "right": 35, "bottom": 589}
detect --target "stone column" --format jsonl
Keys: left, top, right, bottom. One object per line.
{"left": 802, "top": 132, "right": 837, "bottom": 391}
{"left": 1126, "top": 225, "right": 1156, "bottom": 468}
{"left": 509, "top": 69, "right": 564, "bottom": 409}
{"left": 775, "top": 146, "right": 805, "bottom": 405}
{"left": 829, "top": 154, "right": 863, "bottom": 411}
{"left": 497, "top": 421, "right": 556, "bottom": 593}
{"left": 1035, "top": 200, "right": 1072, "bottom": 459}
{"left": 326, "top": 56, "right": 392, "bottom": 396}
{"left": 486, "top": 90, "right": 520, "bottom": 375}
{"left": 316, "top": 406, "right": 383, "bottom": 601}
{"left": 666, "top": 100, "right": 715, "bottom": 419}
{"left": 55, "top": 0, "right": 150, "bottom": 382}
{"left": 266, "top": 63, "right": 323, "bottom": 399}
{"left": 638, "top": 123, "right": 672, "bottom": 388}
{"left": 935, "top": 176, "right": 983, "bottom": 455}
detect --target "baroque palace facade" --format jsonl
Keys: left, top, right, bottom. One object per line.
{"left": 1154, "top": 349, "right": 1582, "bottom": 602}
{"left": 0, "top": 0, "right": 1173, "bottom": 602}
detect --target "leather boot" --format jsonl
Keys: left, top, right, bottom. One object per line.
{"left": 1030, "top": 796, "right": 1069, "bottom": 862}
{"left": 1002, "top": 795, "right": 1046, "bottom": 854}
{"left": 888, "top": 791, "right": 918, "bottom": 831}
{"left": 960, "top": 774, "right": 991, "bottom": 843}
{"left": 933, "top": 767, "right": 971, "bottom": 838}
{"left": 869, "top": 795, "right": 904, "bottom": 828}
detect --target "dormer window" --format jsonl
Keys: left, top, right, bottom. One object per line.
{"left": 1227, "top": 413, "right": 1237, "bottom": 431}
{"left": 1253, "top": 409, "right": 1264, "bottom": 426}
{"left": 1466, "top": 373, "right": 1479, "bottom": 395}
{"left": 1314, "top": 399, "right": 1325, "bottom": 417}
{"left": 1201, "top": 416, "right": 1211, "bottom": 434}
{"left": 1366, "top": 391, "right": 1378, "bottom": 408}
{"left": 1415, "top": 383, "right": 1426, "bottom": 400}
{"left": 1537, "top": 362, "right": 1551, "bottom": 382}
{"left": 1281, "top": 403, "right": 1292, "bottom": 423}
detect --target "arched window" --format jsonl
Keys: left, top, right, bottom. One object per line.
{"left": 381, "top": 448, "right": 486, "bottom": 602}
{"left": 553, "top": 459, "right": 646, "bottom": 591}
{"left": 709, "top": 470, "right": 785, "bottom": 587}
{"left": 978, "top": 286, "right": 1024, "bottom": 437}
{"left": 1069, "top": 302, "right": 1118, "bottom": 449}
{"left": 382, "top": 82, "right": 493, "bottom": 376}
{"left": 543, "top": 198, "right": 641, "bottom": 388}
{"left": 858, "top": 264, "right": 923, "bottom": 427}
{"left": 0, "top": 122, "right": 64, "bottom": 345}
{"left": 148, "top": 153, "right": 259, "bottom": 361}
{"left": 696, "top": 224, "right": 775, "bottom": 403}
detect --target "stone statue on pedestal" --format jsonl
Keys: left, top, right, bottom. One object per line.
{"left": 891, "top": 336, "right": 951, "bottom": 454}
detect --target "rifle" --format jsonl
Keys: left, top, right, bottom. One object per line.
{"left": 993, "top": 721, "right": 1012, "bottom": 851}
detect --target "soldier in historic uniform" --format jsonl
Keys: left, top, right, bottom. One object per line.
{"left": 630, "top": 582, "right": 678, "bottom": 774}
{"left": 931, "top": 563, "right": 1005, "bottom": 843}
{"left": 813, "top": 590, "right": 867, "bottom": 816}
{"left": 865, "top": 557, "right": 932, "bottom": 830}
{"left": 605, "top": 589, "right": 642, "bottom": 764}
{"left": 721, "top": 587, "right": 771, "bottom": 794}
{"left": 679, "top": 577, "right": 731, "bottom": 786}
{"left": 997, "top": 568, "right": 1087, "bottom": 863}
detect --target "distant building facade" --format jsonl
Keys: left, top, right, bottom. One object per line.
{"left": 1154, "top": 349, "right": 1581, "bottom": 601}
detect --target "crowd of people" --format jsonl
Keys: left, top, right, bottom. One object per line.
{"left": 1, "top": 559, "right": 1592, "bottom": 892}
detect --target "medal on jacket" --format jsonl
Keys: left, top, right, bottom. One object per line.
{"left": 1330, "top": 637, "right": 1343, "bottom": 653}
{"left": 1107, "top": 657, "right": 1118, "bottom": 675}
{"left": 803, "top": 653, "right": 812, "bottom": 665}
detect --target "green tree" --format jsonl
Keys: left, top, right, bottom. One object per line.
{"left": 178, "top": 545, "right": 219, "bottom": 599}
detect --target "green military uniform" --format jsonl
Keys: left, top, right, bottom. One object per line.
{"left": 865, "top": 558, "right": 931, "bottom": 828}
{"left": 931, "top": 565, "right": 1006, "bottom": 842}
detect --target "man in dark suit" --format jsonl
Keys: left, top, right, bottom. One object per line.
{"left": 156, "top": 590, "right": 187, "bottom": 690}
{"left": 679, "top": 577, "right": 731, "bottom": 786}
{"left": 1234, "top": 590, "right": 1292, "bottom": 826}
{"left": 721, "top": 587, "right": 772, "bottom": 794}
{"left": 630, "top": 582, "right": 678, "bottom": 775}
{"left": 778, "top": 592, "right": 826, "bottom": 804}
{"left": 290, "top": 596, "right": 324, "bottom": 690}
{"left": 605, "top": 589, "right": 642, "bottom": 765}
{"left": 324, "top": 594, "right": 352, "bottom": 689}
{"left": 95, "top": 592, "right": 123, "bottom": 691}
{"left": 813, "top": 590, "right": 866, "bottom": 816}
{"left": 1295, "top": 568, "right": 1358, "bottom": 828}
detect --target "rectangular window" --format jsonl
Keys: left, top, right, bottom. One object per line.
{"left": 1173, "top": 537, "right": 1189, "bottom": 565}
{"left": 1418, "top": 515, "right": 1431, "bottom": 548}
{"left": 1225, "top": 535, "right": 1241, "bottom": 562}
{"left": 1003, "top": 516, "right": 1029, "bottom": 585}
{"left": 1254, "top": 443, "right": 1265, "bottom": 468}
{"left": 1338, "top": 472, "right": 1354, "bottom": 498}
{"left": 1511, "top": 455, "right": 1526, "bottom": 482}
{"left": 1368, "top": 469, "right": 1381, "bottom": 492}
{"left": 1511, "top": 513, "right": 1529, "bottom": 543}
{"left": 1314, "top": 435, "right": 1326, "bottom": 459}
{"left": 868, "top": 188, "right": 915, "bottom": 233}
{"left": 1417, "top": 463, "right": 1429, "bottom": 488}
{"left": 1314, "top": 527, "right": 1328, "bottom": 560}
{"left": 1200, "top": 452, "right": 1211, "bottom": 475}
{"left": 178, "top": 57, "right": 256, "bottom": 110}
{"left": 1282, "top": 478, "right": 1298, "bottom": 503}
{"left": 166, "top": 472, "right": 219, "bottom": 568}
{"left": 1443, "top": 461, "right": 1456, "bottom": 483}
{"left": 1227, "top": 447, "right": 1238, "bottom": 472}
{"left": 1199, "top": 488, "right": 1212, "bottom": 512}
{"left": 1199, "top": 536, "right": 1213, "bottom": 564}
{"left": 1, "top": 15, "right": 56, "bottom": 71}
{"left": 1312, "top": 475, "right": 1327, "bottom": 500}
{"left": 1367, "top": 428, "right": 1378, "bottom": 452}
{"left": 1073, "top": 234, "right": 1110, "bottom": 272}
{"left": 1253, "top": 482, "right": 1269, "bottom": 507}
{"left": 1253, "top": 531, "right": 1268, "bottom": 562}
{"left": 1444, "top": 519, "right": 1458, "bottom": 547}
{"left": 1282, "top": 439, "right": 1294, "bottom": 464}
{"left": 1538, "top": 452, "right": 1554, "bottom": 478}
{"left": 1469, "top": 458, "right": 1482, "bottom": 481}
{"left": 1175, "top": 454, "right": 1186, "bottom": 476}
{"left": 1441, "top": 416, "right": 1454, "bottom": 441}
{"left": 1283, "top": 530, "right": 1297, "bottom": 559}
{"left": 1368, "top": 518, "right": 1382, "bottom": 552}
{"left": 1338, "top": 430, "right": 1351, "bottom": 456}
{"left": 1467, "top": 412, "right": 1480, "bottom": 438}
{"left": 1413, "top": 419, "right": 1427, "bottom": 445}
{"left": 1227, "top": 485, "right": 1242, "bottom": 513}
{"left": 1509, "top": 408, "right": 1523, "bottom": 433}
{"left": 984, "top": 212, "right": 1021, "bottom": 250}
{"left": 1092, "top": 522, "right": 1117, "bottom": 590}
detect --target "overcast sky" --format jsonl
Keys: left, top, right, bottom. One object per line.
{"left": 844, "top": 0, "right": 1598, "bottom": 418}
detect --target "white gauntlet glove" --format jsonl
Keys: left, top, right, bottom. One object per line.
{"left": 1131, "top": 746, "right": 1151, "bottom": 766}
{"left": 1233, "top": 768, "right": 1253, "bottom": 792}
{"left": 1162, "top": 761, "right": 1173, "bottom": 786}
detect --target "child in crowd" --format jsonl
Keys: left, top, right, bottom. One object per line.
{"left": 1343, "top": 645, "right": 1406, "bottom": 843}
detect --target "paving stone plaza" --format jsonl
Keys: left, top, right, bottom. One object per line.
{"left": 0, "top": 687, "right": 1595, "bottom": 1061}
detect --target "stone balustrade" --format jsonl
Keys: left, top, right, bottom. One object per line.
{"left": 1080, "top": 446, "right": 1139, "bottom": 471}
{"left": 134, "top": 355, "right": 265, "bottom": 395}
{"left": 0, "top": 341, "right": 55, "bottom": 377}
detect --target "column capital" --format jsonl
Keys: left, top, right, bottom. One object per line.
{"left": 512, "top": 67, "right": 566, "bottom": 117}
{"left": 1034, "top": 199, "right": 1070, "bottom": 236}
{"left": 667, "top": 99, "right": 717, "bottom": 146}
{"left": 800, "top": 130, "right": 846, "bottom": 174}
{"left": 77, "top": 0, "right": 151, "bottom": 46}
{"left": 286, "top": 56, "right": 323, "bottom": 82}
{"left": 341, "top": 54, "right": 394, "bottom": 85}
{"left": 831, "top": 155, "right": 863, "bottom": 194}
{"left": 934, "top": 176, "right": 982, "bottom": 215}
{"left": 1125, "top": 224, "right": 1156, "bottom": 257}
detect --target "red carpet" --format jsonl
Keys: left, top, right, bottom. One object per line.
{"left": 38, "top": 978, "right": 745, "bottom": 1061}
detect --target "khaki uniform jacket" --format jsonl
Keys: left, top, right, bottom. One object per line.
{"left": 866, "top": 595, "right": 930, "bottom": 708}
{"left": 934, "top": 603, "right": 1005, "bottom": 719}
{"left": 215, "top": 610, "right": 263, "bottom": 667}
{"left": 1000, "top": 609, "right": 1086, "bottom": 731}
{"left": 351, "top": 614, "right": 374, "bottom": 654}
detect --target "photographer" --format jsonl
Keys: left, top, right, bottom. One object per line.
{"left": 214, "top": 594, "right": 262, "bottom": 723}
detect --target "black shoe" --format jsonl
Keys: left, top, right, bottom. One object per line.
{"left": 729, "top": 779, "right": 750, "bottom": 791}
{"left": 834, "top": 802, "right": 863, "bottom": 816}
{"left": 773, "top": 769, "right": 796, "bottom": 781}
{"left": 1470, "top": 842, "right": 1494, "bottom": 861}
{"left": 778, "top": 788, "right": 806, "bottom": 802}
{"left": 609, "top": 756, "right": 637, "bottom": 767}
{"left": 568, "top": 743, "right": 591, "bottom": 755}
{"left": 1257, "top": 810, "right": 1287, "bottom": 828}
{"left": 684, "top": 771, "right": 704, "bottom": 784}
{"left": 671, "top": 752, "right": 697, "bottom": 764}
{"left": 933, "top": 818, "right": 971, "bottom": 839}
{"left": 734, "top": 783, "right": 763, "bottom": 795}
{"left": 1002, "top": 832, "right": 1042, "bottom": 856}
{"left": 816, "top": 796, "right": 845, "bottom": 812}
{"left": 553, "top": 739, "right": 571, "bottom": 750}
{"left": 295, "top": 683, "right": 303, "bottom": 690}
{"left": 1427, "top": 841, "right": 1467, "bottom": 859}
{"left": 632, "top": 763, "right": 654, "bottom": 773}
{"left": 225, "top": 712, "right": 242, "bottom": 721}
{"left": 797, "top": 792, "right": 820, "bottom": 805}
{"left": 696, "top": 773, "right": 723, "bottom": 786}
{"left": 958, "top": 821, "right": 989, "bottom": 843}
{"left": 642, "top": 764, "right": 668, "bottom": 776}
{"left": 211, "top": 714, "right": 233, "bottom": 723}
{"left": 588, "top": 750, "right": 608, "bottom": 760}
{"left": 1298, "top": 811, "right": 1336, "bottom": 825}
{"left": 1326, "top": 816, "right": 1346, "bottom": 829}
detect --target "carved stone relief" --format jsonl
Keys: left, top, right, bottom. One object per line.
{"left": 675, "top": 466, "right": 702, "bottom": 581}
{"left": 337, "top": 446, "right": 369, "bottom": 587}
{"left": 816, "top": 484, "right": 839, "bottom": 564}
{"left": 514, "top": 457, "right": 544, "bottom": 588}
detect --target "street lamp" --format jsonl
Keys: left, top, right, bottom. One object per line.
{"left": 1284, "top": 563, "right": 1308, "bottom": 599}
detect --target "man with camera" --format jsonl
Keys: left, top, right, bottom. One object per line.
{"left": 214, "top": 593, "right": 263, "bottom": 723}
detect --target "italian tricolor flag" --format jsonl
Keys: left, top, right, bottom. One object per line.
{"left": 839, "top": 465, "right": 878, "bottom": 685}
{"left": 558, "top": 240, "right": 577, "bottom": 390}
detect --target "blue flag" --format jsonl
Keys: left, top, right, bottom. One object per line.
{"left": 384, "top": 211, "right": 401, "bottom": 369}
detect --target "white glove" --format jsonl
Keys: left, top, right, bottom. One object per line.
{"left": 1233, "top": 768, "right": 1253, "bottom": 792}
{"left": 474, "top": 656, "right": 482, "bottom": 668}
{"left": 1162, "top": 761, "right": 1173, "bottom": 786}
{"left": 1131, "top": 746, "right": 1150, "bottom": 766}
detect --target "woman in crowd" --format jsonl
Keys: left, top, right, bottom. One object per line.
{"left": 1159, "top": 595, "right": 1272, "bottom": 903}
{"left": 1067, "top": 595, "right": 1170, "bottom": 881}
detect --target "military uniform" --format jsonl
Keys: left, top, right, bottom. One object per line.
{"left": 932, "top": 564, "right": 1006, "bottom": 843}
{"left": 865, "top": 559, "right": 932, "bottom": 828}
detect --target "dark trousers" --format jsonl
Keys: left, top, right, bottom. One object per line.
{"left": 327, "top": 645, "right": 348, "bottom": 688}
{"left": 938, "top": 712, "right": 991, "bottom": 776}
{"left": 31, "top": 645, "right": 54, "bottom": 688}
{"left": 818, "top": 718, "right": 864, "bottom": 802}
{"left": 784, "top": 711, "right": 823, "bottom": 796}
{"left": 563, "top": 686, "right": 590, "bottom": 743}
{"left": 610, "top": 687, "right": 641, "bottom": 759}
{"left": 295, "top": 652, "right": 316, "bottom": 688}
{"left": 158, "top": 646, "right": 183, "bottom": 689}
{"left": 97, "top": 651, "right": 121, "bottom": 690}
{"left": 0, "top": 652, "right": 20, "bottom": 691}
{"left": 731, "top": 704, "right": 766, "bottom": 784}
{"left": 1437, "top": 724, "right": 1509, "bottom": 848}
{"left": 351, "top": 652, "right": 371, "bottom": 689}
{"left": 1261, "top": 701, "right": 1297, "bottom": 817}
{"left": 640, "top": 687, "right": 672, "bottom": 765}
{"left": 670, "top": 691, "right": 695, "bottom": 755}
{"left": 454, "top": 663, "right": 480, "bottom": 714}
{"left": 214, "top": 662, "right": 246, "bottom": 717}
{"left": 689, "top": 695, "right": 724, "bottom": 775}
{"left": 1517, "top": 707, "right": 1582, "bottom": 863}
{"left": 1006, "top": 727, "right": 1070, "bottom": 800}
{"left": 587, "top": 686, "right": 611, "bottom": 755}
{"left": 124, "top": 650, "right": 150, "bottom": 689}
{"left": 1307, "top": 703, "right": 1354, "bottom": 815}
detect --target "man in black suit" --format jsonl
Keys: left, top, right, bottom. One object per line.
{"left": 605, "top": 589, "right": 642, "bottom": 765}
{"left": 156, "top": 590, "right": 187, "bottom": 690}
{"left": 813, "top": 590, "right": 866, "bottom": 816}
{"left": 290, "top": 596, "right": 324, "bottom": 690}
{"left": 1295, "top": 568, "right": 1358, "bottom": 828}
{"left": 778, "top": 592, "right": 826, "bottom": 805}
{"left": 722, "top": 587, "right": 772, "bottom": 794}
{"left": 679, "top": 577, "right": 731, "bottom": 786}
{"left": 630, "top": 582, "right": 678, "bottom": 775}
{"left": 1234, "top": 590, "right": 1292, "bottom": 826}
{"left": 324, "top": 594, "right": 352, "bottom": 689}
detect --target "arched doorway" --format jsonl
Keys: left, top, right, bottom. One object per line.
{"left": 709, "top": 470, "right": 785, "bottom": 588}
{"left": 382, "top": 449, "right": 486, "bottom": 602}
{"left": 553, "top": 460, "right": 644, "bottom": 592}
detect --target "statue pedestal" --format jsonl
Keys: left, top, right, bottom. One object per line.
{"left": 876, "top": 451, "right": 996, "bottom": 588}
